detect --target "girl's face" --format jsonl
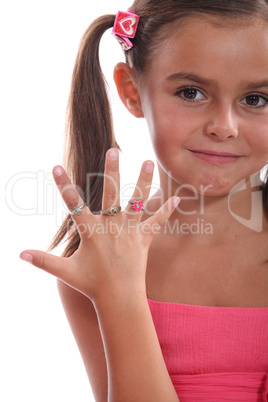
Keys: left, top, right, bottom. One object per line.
{"left": 139, "top": 16, "right": 268, "bottom": 196}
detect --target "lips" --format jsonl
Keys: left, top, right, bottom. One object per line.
{"left": 188, "top": 149, "right": 241, "bottom": 165}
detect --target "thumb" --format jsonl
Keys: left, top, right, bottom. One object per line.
{"left": 20, "top": 250, "right": 71, "bottom": 282}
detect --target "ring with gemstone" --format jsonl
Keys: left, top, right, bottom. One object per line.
{"left": 100, "top": 206, "right": 122, "bottom": 216}
{"left": 70, "top": 203, "right": 86, "bottom": 216}
{"left": 128, "top": 200, "right": 145, "bottom": 212}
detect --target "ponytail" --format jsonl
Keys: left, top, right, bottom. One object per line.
{"left": 48, "top": 14, "right": 120, "bottom": 257}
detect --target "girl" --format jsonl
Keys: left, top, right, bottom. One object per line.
{"left": 20, "top": 0, "right": 268, "bottom": 400}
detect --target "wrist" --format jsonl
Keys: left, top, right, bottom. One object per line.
{"left": 92, "top": 283, "right": 148, "bottom": 313}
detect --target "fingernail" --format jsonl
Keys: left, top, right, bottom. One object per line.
{"left": 145, "top": 162, "right": 154, "bottom": 173}
{"left": 109, "top": 149, "right": 118, "bottom": 160}
{"left": 20, "top": 252, "right": 33, "bottom": 264}
{"left": 54, "top": 166, "right": 63, "bottom": 177}
{"left": 172, "top": 197, "right": 181, "bottom": 208}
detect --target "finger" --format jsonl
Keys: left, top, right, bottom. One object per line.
{"left": 140, "top": 197, "right": 181, "bottom": 241}
{"left": 20, "top": 250, "right": 72, "bottom": 283}
{"left": 101, "top": 148, "right": 120, "bottom": 212}
{"left": 52, "top": 165, "right": 91, "bottom": 220}
{"left": 124, "top": 161, "right": 154, "bottom": 218}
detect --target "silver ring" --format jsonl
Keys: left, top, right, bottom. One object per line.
{"left": 128, "top": 200, "right": 145, "bottom": 212}
{"left": 70, "top": 203, "right": 86, "bottom": 216}
{"left": 100, "top": 206, "right": 122, "bottom": 216}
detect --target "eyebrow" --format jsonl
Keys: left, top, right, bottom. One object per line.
{"left": 166, "top": 72, "right": 213, "bottom": 86}
{"left": 245, "top": 80, "right": 268, "bottom": 90}
{"left": 166, "top": 72, "right": 268, "bottom": 90}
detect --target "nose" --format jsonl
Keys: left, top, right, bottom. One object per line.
{"left": 204, "top": 102, "right": 239, "bottom": 141}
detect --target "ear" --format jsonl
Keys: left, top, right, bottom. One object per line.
{"left": 113, "top": 62, "right": 144, "bottom": 118}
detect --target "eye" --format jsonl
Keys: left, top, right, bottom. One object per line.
{"left": 176, "top": 87, "right": 206, "bottom": 102}
{"left": 241, "top": 94, "right": 268, "bottom": 108}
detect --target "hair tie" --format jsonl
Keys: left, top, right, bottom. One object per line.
{"left": 112, "top": 10, "right": 140, "bottom": 51}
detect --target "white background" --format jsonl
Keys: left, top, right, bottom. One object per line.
{"left": 1, "top": 1, "right": 158, "bottom": 401}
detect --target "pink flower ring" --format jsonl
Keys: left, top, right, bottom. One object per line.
{"left": 129, "top": 200, "right": 145, "bottom": 212}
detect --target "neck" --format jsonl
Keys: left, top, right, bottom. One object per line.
{"left": 146, "top": 171, "right": 266, "bottom": 243}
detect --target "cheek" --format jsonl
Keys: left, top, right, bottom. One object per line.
{"left": 145, "top": 100, "right": 195, "bottom": 150}
{"left": 244, "top": 120, "right": 268, "bottom": 162}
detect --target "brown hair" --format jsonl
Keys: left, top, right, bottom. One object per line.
{"left": 48, "top": 0, "right": 268, "bottom": 256}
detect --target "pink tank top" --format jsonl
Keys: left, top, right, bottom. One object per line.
{"left": 148, "top": 298, "right": 268, "bottom": 401}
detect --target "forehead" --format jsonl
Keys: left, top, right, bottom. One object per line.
{"left": 144, "top": 15, "right": 268, "bottom": 86}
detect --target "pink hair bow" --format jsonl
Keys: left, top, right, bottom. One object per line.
{"left": 112, "top": 10, "right": 140, "bottom": 51}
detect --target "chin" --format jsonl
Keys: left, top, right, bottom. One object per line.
{"left": 193, "top": 172, "right": 261, "bottom": 198}
{"left": 177, "top": 174, "right": 243, "bottom": 198}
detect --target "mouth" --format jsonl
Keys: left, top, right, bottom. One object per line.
{"left": 187, "top": 149, "right": 242, "bottom": 165}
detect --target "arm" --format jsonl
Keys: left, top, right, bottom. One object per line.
{"left": 57, "top": 280, "right": 108, "bottom": 402}
{"left": 95, "top": 290, "right": 179, "bottom": 402}
{"left": 58, "top": 281, "right": 180, "bottom": 402}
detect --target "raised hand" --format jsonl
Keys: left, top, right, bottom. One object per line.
{"left": 20, "top": 148, "right": 180, "bottom": 304}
